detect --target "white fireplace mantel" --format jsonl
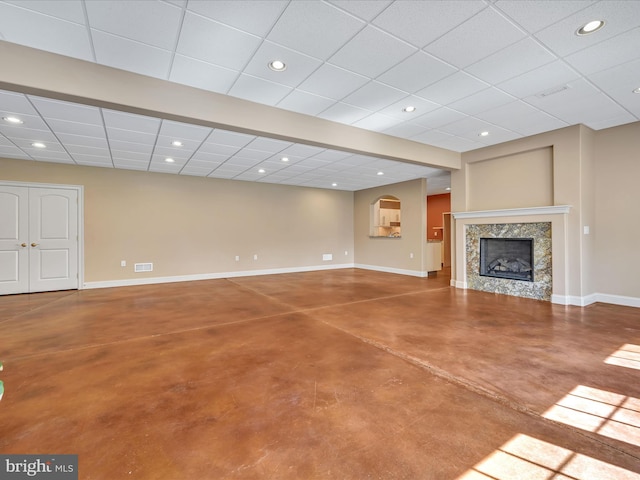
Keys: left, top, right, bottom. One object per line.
{"left": 452, "top": 205, "right": 571, "bottom": 220}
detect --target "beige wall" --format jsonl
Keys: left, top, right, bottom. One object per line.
{"left": 354, "top": 178, "right": 428, "bottom": 275}
{"left": 467, "top": 147, "right": 553, "bottom": 211}
{"left": 594, "top": 123, "right": 640, "bottom": 298}
{"left": 1, "top": 157, "right": 354, "bottom": 284}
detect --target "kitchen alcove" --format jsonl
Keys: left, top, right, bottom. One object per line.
{"left": 370, "top": 196, "right": 401, "bottom": 238}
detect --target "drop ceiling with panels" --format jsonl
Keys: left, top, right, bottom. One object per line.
{"left": 0, "top": 0, "right": 639, "bottom": 193}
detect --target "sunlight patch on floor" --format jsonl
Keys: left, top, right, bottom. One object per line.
{"left": 543, "top": 385, "right": 640, "bottom": 448}
{"left": 456, "top": 433, "right": 640, "bottom": 479}
{"left": 605, "top": 344, "right": 640, "bottom": 371}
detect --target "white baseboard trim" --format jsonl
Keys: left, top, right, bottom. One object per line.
{"left": 594, "top": 293, "right": 640, "bottom": 309}
{"left": 83, "top": 263, "right": 355, "bottom": 290}
{"left": 353, "top": 263, "right": 428, "bottom": 278}
{"left": 451, "top": 280, "right": 467, "bottom": 289}
{"left": 551, "top": 293, "right": 639, "bottom": 308}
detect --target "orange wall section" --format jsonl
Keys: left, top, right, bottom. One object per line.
{"left": 427, "top": 193, "right": 451, "bottom": 240}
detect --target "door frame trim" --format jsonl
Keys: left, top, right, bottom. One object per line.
{"left": 0, "top": 180, "right": 84, "bottom": 291}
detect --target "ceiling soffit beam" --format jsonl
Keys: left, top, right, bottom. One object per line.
{"left": 0, "top": 41, "right": 459, "bottom": 171}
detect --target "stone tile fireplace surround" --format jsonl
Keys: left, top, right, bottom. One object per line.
{"left": 452, "top": 206, "right": 571, "bottom": 303}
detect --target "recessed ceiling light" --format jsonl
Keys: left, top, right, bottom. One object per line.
{"left": 171, "top": 140, "right": 183, "bottom": 147}
{"left": 31, "top": 142, "right": 46, "bottom": 148}
{"left": 281, "top": 157, "right": 289, "bottom": 162}
{"left": 3, "top": 116, "right": 23, "bottom": 124}
{"left": 268, "top": 60, "right": 286, "bottom": 72}
{"left": 332, "top": 182, "right": 338, "bottom": 187}
{"left": 165, "top": 157, "right": 175, "bottom": 163}
{"left": 258, "top": 168, "right": 266, "bottom": 173}
{"left": 377, "top": 171, "right": 384, "bottom": 176}
{"left": 633, "top": 87, "right": 640, "bottom": 94}
{"left": 479, "top": 131, "right": 489, "bottom": 137}
{"left": 403, "top": 106, "right": 416, "bottom": 113}
{"left": 576, "top": 20, "right": 605, "bottom": 35}
{"left": 445, "top": 187, "right": 451, "bottom": 191}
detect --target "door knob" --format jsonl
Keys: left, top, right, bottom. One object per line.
{"left": 31, "top": 243, "right": 39, "bottom": 247}
{"left": 21, "top": 243, "right": 27, "bottom": 247}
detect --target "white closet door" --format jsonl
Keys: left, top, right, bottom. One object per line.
{"left": 0, "top": 186, "right": 29, "bottom": 295}
{"left": 28, "top": 188, "right": 79, "bottom": 293}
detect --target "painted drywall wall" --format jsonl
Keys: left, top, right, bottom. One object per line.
{"left": 354, "top": 178, "right": 427, "bottom": 275}
{"left": 467, "top": 147, "right": 553, "bottom": 211}
{"left": 426, "top": 193, "right": 450, "bottom": 240}
{"left": 0, "top": 157, "right": 354, "bottom": 284}
{"left": 594, "top": 122, "right": 640, "bottom": 299}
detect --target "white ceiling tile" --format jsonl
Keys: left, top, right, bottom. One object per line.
{"left": 475, "top": 101, "right": 569, "bottom": 136}
{"left": 342, "top": 81, "right": 408, "bottom": 111}
{"left": 330, "top": 25, "right": 416, "bottom": 78}
{"left": 378, "top": 96, "right": 440, "bottom": 120}
{"left": 0, "top": 146, "right": 30, "bottom": 159}
{"left": 317, "top": 103, "right": 372, "bottom": 125}
{"left": 352, "top": 113, "right": 400, "bottom": 132}
{"left": 589, "top": 59, "right": 640, "bottom": 118}
{"left": 242, "top": 41, "right": 323, "bottom": 88}
{"left": 497, "top": 60, "right": 581, "bottom": 98}
{"left": 185, "top": 158, "right": 225, "bottom": 169}
{"left": 0, "top": 92, "right": 39, "bottom": 116}
{"left": 246, "top": 137, "right": 292, "bottom": 153}
{"left": 111, "top": 151, "right": 151, "bottom": 162}
{"left": 424, "top": 8, "right": 526, "bottom": 68}
{"left": 438, "top": 116, "right": 499, "bottom": 137}
{"left": 377, "top": 51, "right": 457, "bottom": 94}
{"left": 187, "top": 0, "right": 287, "bottom": 36}
{"left": 91, "top": 30, "right": 173, "bottom": 79}
{"left": 277, "top": 90, "right": 336, "bottom": 116}
{"left": 86, "top": 0, "right": 182, "bottom": 50}
{"left": 0, "top": 127, "right": 57, "bottom": 143}
{"left": 0, "top": 3, "right": 93, "bottom": 60}
{"left": 205, "top": 130, "right": 255, "bottom": 148}
{"left": 327, "top": 0, "right": 392, "bottom": 21}
{"left": 152, "top": 146, "right": 192, "bottom": 161}
{"left": 494, "top": 0, "right": 595, "bottom": 33}
{"left": 534, "top": 1, "right": 640, "bottom": 57}
{"left": 27, "top": 150, "right": 74, "bottom": 162}
{"left": 0, "top": 113, "right": 50, "bottom": 131}
{"left": 106, "top": 127, "right": 156, "bottom": 145}
{"left": 46, "top": 119, "right": 106, "bottom": 138}
{"left": 158, "top": 121, "right": 211, "bottom": 142}
{"left": 3, "top": 0, "right": 86, "bottom": 24}
{"left": 155, "top": 135, "right": 203, "bottom": 152}
{"left": 383, "top": 122, "right": 430, "bottom": 139}
{"left": 150, "top": 154, "right": 188, "bottom": 166}
{"left": 72, "top": 154, "right": 113, "bottom": 166}
{"left": 448, "top": 88, "right": 515, "bottom": 116}
{"left": 466, "top": 37, "right": 556, "bottom": 85}
{"left": 279, "top": 144, "right": 326, "bottom": 157}
{"left": 64, "top": 144, "right": 110, "bottom": 157}
{"left": 565, "top": 27, "right": 640, "bottom": 76}
{"left": 56, "top": 133, "right": 109, "bottom": 149}
{"left": 228, "top": 74, "right": 293, "bottom": 106}
{"left": 297, "top": 64, "right": 369, "bottom": 100}
{"left": 197, "top": 143, "right": 242, "bottom": 157}
{"left": 372, "top": 0, "right": 485, "bottom": 47}
{"left": 415, "top": 72, "right": 488, "bottom": 105}
{"left": 149, "top": 163, "right": 184, "bottom": 174}
{"left": 229, "top": 149, "right": 273, "bottom": 161}
{"left": 29, "top": 97, "right": 103, "bottom": 125}
{"left": 267, "top": 1, "right": 365, "bottom": 60}
{"left": 177, "top": 12, "right": 262, "bottom": 70}
{"left": 169, "top": 55, "right": 239, "bottom": 94}
{"left": 103, "top": 110, "right": 161, "bottom": 134}
{"left": 108, "top": 139, "right": 154, "bottom": 155}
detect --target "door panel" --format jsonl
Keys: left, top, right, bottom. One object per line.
{"left": 29, "top": 188, "right": 79, "bottom": 293}
{"left": 0, "top": 187, "right": 29, "bottom": 295}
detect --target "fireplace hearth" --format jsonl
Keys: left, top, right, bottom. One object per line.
{"left": 480, "top": 238, "right": 534, "bottom": 282}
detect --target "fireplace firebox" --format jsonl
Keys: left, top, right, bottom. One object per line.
{"left": 479, "top": 238, "right": 534, "bottom": 282}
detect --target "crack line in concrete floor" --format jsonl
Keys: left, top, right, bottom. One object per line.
{"left": 318, "top": 320, "right": 640, "bottom": 464}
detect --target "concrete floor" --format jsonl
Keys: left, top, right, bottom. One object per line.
{"left": 0, "top": 269, "right": 639, "bottom": 479}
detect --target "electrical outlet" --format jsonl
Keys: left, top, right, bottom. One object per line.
{"left": 344, "top": 250, "right": 348, "bottom": 256}
{"left": 120, "top": 260, "right": 126, "bottom": 267}
{"left": 410, "top": 253, "right": 414, "bottom": 259}
{"left": 253, "top": 254, "right": 258, "bottom": 260}
{"left": 235, "top": 256, "right": 240, "bottom": 262}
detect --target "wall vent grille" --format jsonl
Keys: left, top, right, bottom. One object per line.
{"left": 134, "top": 263, "right": 153, "bottom": 273}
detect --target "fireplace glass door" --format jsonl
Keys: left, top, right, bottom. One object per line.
{"left": 479, "top": 238, "right": 534, "bottom": 282}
